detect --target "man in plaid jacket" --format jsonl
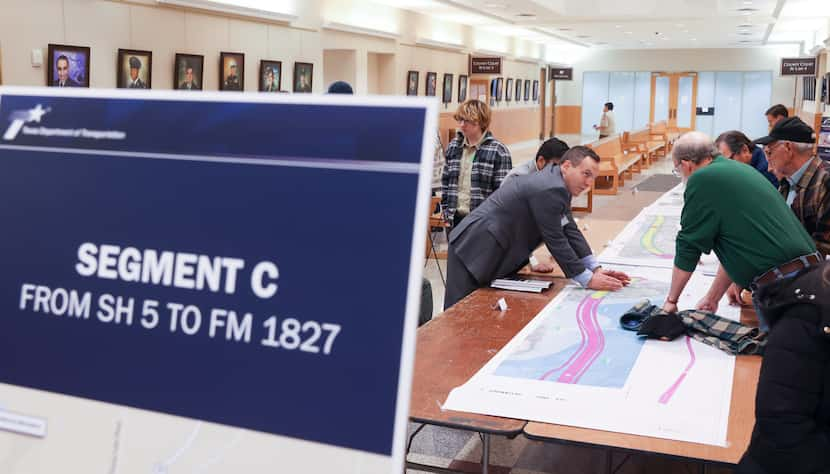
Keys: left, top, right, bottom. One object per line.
{"left": 441, "top": 99, "right": 512, "bottom": 227}
{"left": 756, "top": 117, "right": 830, "bottom": 257}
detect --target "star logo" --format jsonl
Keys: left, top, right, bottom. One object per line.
{"left": 3, "top": 104, "right": 51, "bottom": 141}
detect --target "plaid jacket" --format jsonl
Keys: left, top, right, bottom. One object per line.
{"left": 624, "top": 300, "right": 766, "bottom": 355}
{"left": 780, "top": 157, "right": 830, "bottom": 258}
{"left": 441, "top": 131, "right": 512, "bottom": 224}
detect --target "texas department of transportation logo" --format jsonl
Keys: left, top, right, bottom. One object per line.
{"left": 3, "top": 104, "right": 50, "bottom": 141}
{"left": 3, "top": 103, "right": 126, "bottom": 142}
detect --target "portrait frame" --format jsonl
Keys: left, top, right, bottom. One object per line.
{"left": 442, "top": 73, "right": 453, "bottom": 104}
{"left": 524, "top": 79, "right": 531, "bottom": 101}
{"left": 505, "top": 78, "right": 513, "bottom": 102}
{"left": 219, "top": 51, "right": 245, "bottom": 91}
{"left": 117, "top": 48, "right": 152, "bottom": 89}
{"left": 533, "top": 80, "right": 540, "bottom": 102}
{"left": 425, "top": 72, "right": 437, "bottom": 96}
{"left": 458, "top": 75, "right": 468, "bottom": 102}
{"left": 259, "top": 60, "right": 282, "bottom": 92}
{"left": 406, "top": 70, "right": 419, "bottom": 96}
{"left": 515, "top": 78, "right": 522, "bottom": 104}
{"left": 173, "top": 53, "right": 204, "bottom": 91}
{"left": 47, "top": 43, "right": 90, "bottom": 88}
{"left": 496, "top": 77, "right": 504, "bottom": 102}
{"left": 293, "top": 62, "right": 314, "bottom": 93}
{"left": 490, "top": 78, "right": 498, "bottom": 100}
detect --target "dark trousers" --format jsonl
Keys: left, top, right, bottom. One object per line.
{"left": 444, "top": 242, "right": 480, "bottom": 310}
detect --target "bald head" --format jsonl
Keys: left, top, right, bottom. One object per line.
{"left": 673, "top": 131, "right": 718, "bottom": 165}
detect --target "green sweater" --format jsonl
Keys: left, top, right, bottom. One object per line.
{"left": 675, "top": 155, "right": 816, "bottom": 288}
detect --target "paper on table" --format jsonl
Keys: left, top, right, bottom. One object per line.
{"left": 445, "top": 266, "right": 737, "bottom": 447}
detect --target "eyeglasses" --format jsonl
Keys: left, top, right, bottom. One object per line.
{"left": 672, "top": 162, "right": 682, "bottom": 178}
{"left": 454, "top": 117, "right": 478, "bottom": 126}
{"left": 763, "top": 141, "right": 784, "bottom": 155}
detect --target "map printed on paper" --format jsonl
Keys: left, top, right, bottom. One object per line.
{"left": 443, "top": 266, "right": 738, "bottom": 447}
{"left": 597, "top": 209, "right": 718, "bottom": 272}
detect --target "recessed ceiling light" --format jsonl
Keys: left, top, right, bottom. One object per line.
{"left": 484, "top": 3, "right": 507, "bottom": 8}
{"left": 557, "top": 27, "right": 573, "bottom": 31}
{"left": 615, "top": 24, "right": 622, "bottom": 28}
{"left": 576, "top": 34, "right": 591, "bottom": 38}
{"left": 742, "top": 0, "right": 752, "bottom": 4}
{"left": 624, "top": 31, "right": 633, "bottom": 34}
{"left": 661, "top": 37, "right": 671, "bottom": 40}
{"left": 690, "top": 38, "right": 697, "bottom": 41}
{"left": 682, "top": 30, "right": 689, "bottom": 33}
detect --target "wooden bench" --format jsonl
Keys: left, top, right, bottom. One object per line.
{"left": 622, "top": 128, "right": 664, "bottom": 167}
{"left": 587, "top": 134, "right": 644, "bottom": 195}
{"left": 650, "top": 121, "right": 680, "bottom": 153}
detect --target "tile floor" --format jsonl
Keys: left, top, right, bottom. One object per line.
{"left": 412, "top": 137, "right": 737, "bottom": 474}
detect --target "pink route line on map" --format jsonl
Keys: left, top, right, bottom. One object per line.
{"left": 538, "top": 296, "right": 590, "bottom": 380}
{"left": 538, "top": 291, "right": 608, "bottom": 383}
{"left": 658, "top": 336, "right": 696, "bottom": 404}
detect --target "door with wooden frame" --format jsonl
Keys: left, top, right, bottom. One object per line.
{"left": 650, "top": 72, "right": 698, "bottom": 132}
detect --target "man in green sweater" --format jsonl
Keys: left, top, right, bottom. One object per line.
{"left": 662, "top": 132, "right": 820, "bottom": 328}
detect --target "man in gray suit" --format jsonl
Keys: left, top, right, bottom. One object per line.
{"left": 444, "top": 146, "right": 630, "bottom": 309}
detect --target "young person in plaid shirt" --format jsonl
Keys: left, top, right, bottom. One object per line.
{"left": 440, "top": 99, "right": 512, "bottom": 228}
{"left": 755, "top": 117, "right": 830, "bottom": 258}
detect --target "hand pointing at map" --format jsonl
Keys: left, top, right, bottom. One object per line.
{"left": 587, "top": 271, "right": 625, "bottom": 291}
{"left": 596, "top": 268, "right": 631, "bottom": 285}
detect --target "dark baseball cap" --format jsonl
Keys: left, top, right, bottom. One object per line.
{"left": 754, "top": 116, "right": 815, "bottom": 145}
{"left": 537, "top": 137, "right": 570, "bottom": 161}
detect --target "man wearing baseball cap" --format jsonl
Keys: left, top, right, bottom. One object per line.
{"left": 754, "top": 117, "right": 830, "bottom": 258}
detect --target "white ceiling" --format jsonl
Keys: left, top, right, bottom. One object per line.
{"left": 379, "top": 0, "right": 830, "bottom": 51}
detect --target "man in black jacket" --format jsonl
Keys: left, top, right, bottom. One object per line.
{"left": 738, "top": 260, "right": 830, "bottom": 473}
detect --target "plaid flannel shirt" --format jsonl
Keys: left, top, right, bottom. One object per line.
{"left": 624, "top": 300, "right": 766, "bottom": 355}
{"left": 677, "top": 309, "right": 766, "bottom": 356}
{"left": 780, "top": 157, "right": 830, "bottom": 258}
{"left": 441, "top": 130, "right": 512, "bottom": 224}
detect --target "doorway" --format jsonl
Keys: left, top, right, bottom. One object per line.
{"left": 650, "top": 72, "right": 698, "bottom": 131}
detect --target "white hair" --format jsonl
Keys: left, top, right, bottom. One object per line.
{"left": 785, "top": 141, "right": 814, "bottom": 155}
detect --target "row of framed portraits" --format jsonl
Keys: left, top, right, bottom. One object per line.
{"left": 491, "top": 77, "right": 539, "bottom": 103}
{"left": 405, "top": 70, "right": 468, "bottom": 104}
{"left": 46, "top": 43, "right": 313, "bottom": 92}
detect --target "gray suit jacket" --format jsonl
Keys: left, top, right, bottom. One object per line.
{"left": 449, "top": 164, "right": 592, "bottom": 284}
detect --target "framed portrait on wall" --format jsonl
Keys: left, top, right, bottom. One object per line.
{"left": 490, "top": 78, "right": 497, "bottom": 99}
{"left": 516, "top": 79, "right": 523, "bottom": 103}
{"left": 117, "top": 48, "right": 151, "bottom": 89}
{"left": 533, "top": 80, "right": 539, "bottom": 102}
{"left": 496, "top": 77, "right": 503, "bottom": 101}
{"left": 259, "top": 60, "right": 282, "bottom": 92}
{"left": 524, "top": 79, "right": 531, "bottom": 101}
{"left": 425, "top": 72, "right": 437, "bottom": 96}
{"left": 47, "top": 44, "right": 90, "bottom": 87}
{"left": 505, "top": 78, "right": 513, "bottom": 101}
{"left": 406, "top": 70, "right": 419, "bottom": 96}
{"left": 174, "top": 53, "right": 204, "bottom": 90}
{"left": 293, "top": 62, "right": 314, "bottom": 93}
{"left": 219, "top": 52, "right": 244, "bottom": 91}
{"left": 458, "top": 75, "right": 468, "bottom": 102}
{"left": 442, "top": 73, "right": 453, "bottom": 104}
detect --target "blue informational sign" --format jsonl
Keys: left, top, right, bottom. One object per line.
{"left": 0, "top": 87, "right": 436, "bottom": 467}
